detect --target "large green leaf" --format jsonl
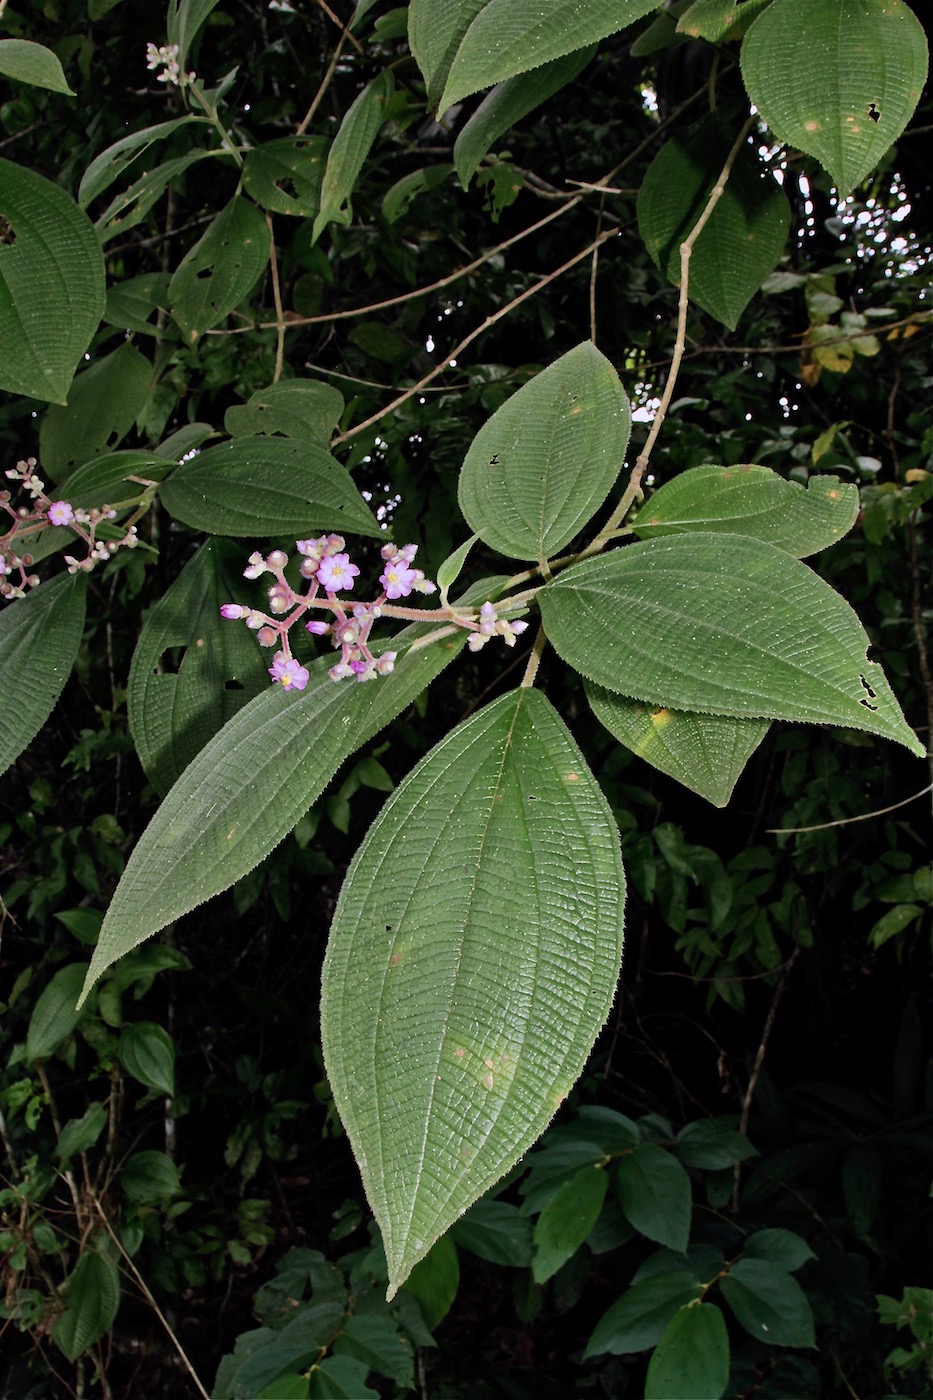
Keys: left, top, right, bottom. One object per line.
{"left": 169, "top": 197, "right": 269, "bottom": 342}
{"left": 454, "top": 45, "right": 595, "bottom": 186}
{"left": 26, "top": 963, "right": 90, "bottom": 1061}
{"left": 0, "top": 38, "right": 74, "bottom": 94}
{"left": 532, "top": 1163, "right": 608, "bottom": 1283}
{"left": 312, "top": 72, "right": 394, "bottom": 243}
{"left": 127, "top": 539, "right": 270, "bottom": 795}
{"left": 158, "top": 436, "right": 380, "bottom": 538}
{"left": 0, "top": 159, "right": 105, "bottom": 405}
{"left": 0, "top": 573, "right": 87, "bottom": 776}
{"left": 637, "top": 115, "right": 790, "bottom": 331}
{"left": 720, "top": 1258, "right": 815, "bottom": 1348}
{"left": 224, "top": 379, "right": 344, "bottom": 444}
{"left": 79, "top": 622, "right": 468, "bottom": 1004}
{"left": 615, "top": 1143, "right": 692, "bottom": 1252}
{"left": 243, "top": 136, "right": 328, "bottom": 217}
{"left": 39, "top": 344, "right": 152, "bottom": 482}
{"left": 586, "top": 685, "right": 769, "bottom": 807}
{"left": 458, "top": 342, "right": 630, "bottom": 562}
{"left": 676, "top": 0, "right": 771, "bottom": 43}
{"left": 585, "top": 1270, "right": 703, "bottom": 1358}
{"left": 167, "top": 0, "right": 224, "bottom": 71}
{"left": 631, "top": 466, "right": 858, "bottom": 557}
{"left": 413, "top": 0, "right": 660, "bottom": 115}
{"left": 52, "top": 1249, "right": 121, "bottom": 1361}
{"left": 118, "top": 1022, "right": 175, "bottom": 1097}
{"left": 645, "top": 1302, "right": 730, "bottom": 1400}
{"left": 538, "top": 534, "right": 924, "bottom": 755}
{"left": 94, "top": 151, "right": 214, "bottom": 243}
{"left": 78, "top": 116, "right": 202, "bottom": 208}
{"left": 741, "top": 0, "right": 929, "bottom": 197}
{"left": 320, "top": 687, "right": 625, "bottom": 1297}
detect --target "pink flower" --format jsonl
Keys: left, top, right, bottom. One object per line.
{"left": 268, "top": 655, "right": 309, "bottom": 690}
{"left": 305, "top": 619, "right": 330, "bottom": 636}
{"left": 47, "top": 501, "right": 74, "bottom": 527}
{"left": 316, "top": 552, "right": 359, "bottom": 592}
{"left": 220, "top": 603, "right": 247, "bottom": 619}
{"left": 379, "top": 562, "right": 418, "bottom": 599}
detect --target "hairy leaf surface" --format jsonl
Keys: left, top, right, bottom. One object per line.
{"left": 127, "top": 539, "right": 270, "bottom": 794}
{"left": 539, "top": 534, "right": 924, "bottom": 754}
{"left": 741, "top": 0, "right": 928, "bottom": 197}
{"left": 321, "top": 687, "right": 625, "bottom": 1296}
{"left": 0, "top": 573, "right": 87, "bottom": 776}
{"left": 80, "top": 624, "right": 469, "bottom": 1003}
{"left": 637, "top": 115, "right": 790, "bottom": 330}
{"left": 159, "top": 436, "right": 380, "bottom": 538}
{"left": 0, "top": 160, "right": 105, "bottom": 404}
{"left": 458, "top": 342, "right": 630, "bottom": 561}
{"left": 631, "top": 465, "right": 858, "bottom": 557}
{"left": 586, "top": 685, "right": 769, "bottom": 807}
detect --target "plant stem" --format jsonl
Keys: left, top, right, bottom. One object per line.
{"left": 591, "top": 114, "right": 756, "bottom": 549}
{"left": 334, "top": 226, "right": 620, "bottom": 445}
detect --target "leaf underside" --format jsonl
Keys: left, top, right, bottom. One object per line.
{"left": 321, "top": 687, "right": 626, "bottom": 1296}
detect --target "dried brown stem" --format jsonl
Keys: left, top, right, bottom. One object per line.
{"left": 266, "top": 212, "right": 286, "bottom": 384}
{"left": 333, "top": 226, "right": 620, "bottom": 445}
{"left": 90, "top": 1191, "right": 210, "bottom": 1400}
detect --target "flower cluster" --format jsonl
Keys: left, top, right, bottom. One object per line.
{"left": 1, "top": 458, "right": 138, "bottom": 601}
{"left": 222, "top": 536, "right": 528, "bottom": 692}
{"left": 145, "top": 42, "right": 192, "bottom": 87}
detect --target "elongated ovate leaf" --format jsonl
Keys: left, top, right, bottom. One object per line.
{"left": 409, "top": 0, "right": 487, "bottom": 110}
{"left": 741, "top": 0, "right": 929, "bottom": 197}
{"left": 243, "top": 136, "right": 327, "bottom": 217}
{"left": 169, "top": 197, "right": 269, "bottom": 342}
{"left": 127, "top": 539, "right": 270, "bottom": 795}
{"left": 321, "top": 687, "right": 626, "bottom": 1297}
{"left": 312, "top": 72, "right": 394, "bottom": 243}
{"left": 586, "top": 684, "right": 769, "bottom": 807}
{"left": 676, "top": 0, "right": 771, "bottom": 43}
{"left": 0, "top": 160, "right": 105, "bottom": 405}
{"left": 454, "top": 45, "right": 595, "bottom": 186}
{"left": 539, "top": 534, "right": 925, "bottom": 755}
{"left": 39, "top": 344, "right": 152, "bottom": 482}
{"left": 224, "top": 379, "right": 344, "bottom": 444}
{"left": 435, "top": 0, "right": 661, "bottom": 113}
{"left": 52, "top": 1250, "right": 121, "bottom": 1362}
{"left": 458, "top": 343, "right": 630, "bottom": 562}
{"left": 645, "top": 1302, "right": 730, "bottom": 1400}
{"left": 637, "top": 115, "right": 790, "bottom": 331}
{"left": 78, "top": 116, "right": 201, "bottom": 208}
{"left": 0, "top": 574, "right": 87, "bottom": 776}
{"left": 631, "top": 465, "right": 858, "bottom": 558}
{"left": 79, "top": 623, "right": 468, "bottom": 1004}
{"left": 95, "top": 151, "right": 213, "bottom": 243}
{"left": 0, "top": 39, "right": 74, "bottom": 94}
{"left": 159, "top": 436, "right": 380, "bottom": 538}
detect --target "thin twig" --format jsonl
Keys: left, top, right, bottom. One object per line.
{"left": 520, "top": 625, "right": 548, "bottom": 689}
{"left": 90, "top": 1192, "right": 210, "bottom": 1400}
{"left": 266, "top": 213, "right": 286, "bottom": 384}
{"left": 296, "top": 23, "right": 350, "bottom": 136}
{"left": 34, "top": 1062, "right": 85, "bottom": 1229}
{"left": 732, "top": 944, "right": 802, "bottom": 1211}
{"left": 333, "top": 226, "right": 621, "bottom": 445}
{"left": 768, "top": 781, "right": 932, "bottom": 833}
{"left": 211, "top": 81, "right": 719, "bottom": 343}
{"left": 589, "top": 198, "right": 606, "bottom": 343}
{"left": 243, "top": 199, "right": 587, "bottom": 331}
{"left": 591, "top": 116, "right": 756, "bottom": 549}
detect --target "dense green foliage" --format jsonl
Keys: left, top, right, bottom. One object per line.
{"left": 0, "top": 1, "right": 930, "bottom": 1396}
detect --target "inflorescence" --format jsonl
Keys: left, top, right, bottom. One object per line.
{"left": 1, "top": 459, "right": 138, "bottom": 600}
{"left": 221, "top": 536, "right": 529, "bottom": 691}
